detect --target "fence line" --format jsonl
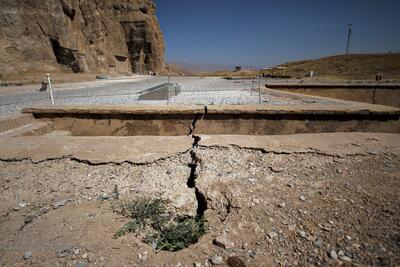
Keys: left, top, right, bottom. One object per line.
{"left": 0, "top": 88, "right": 258, "bottom": 107}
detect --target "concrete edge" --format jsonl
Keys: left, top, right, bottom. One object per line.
{"left": 21, "top": 104, "right": 400, "bottom": 116}
{"left": 198, "top": 133, "right": 400, "bottom": 156}
{"left": 265, "top": 83, "right": 400, "bottom": 89}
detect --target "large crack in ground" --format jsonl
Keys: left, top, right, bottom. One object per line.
{"left": 187, "top": 150, "right": 208, "bottom": 217}
{"left": 188, "top": 105, "right": 207, "bottom": 136}
{"left": 187, "top": 106, "right": 208, "bottom": 217}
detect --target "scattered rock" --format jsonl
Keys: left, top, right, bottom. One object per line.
{"left": 210, "top": 255, "right": 223, "bottom": 265}
{"left": 98, "top": 188, "right": 120, "bottom": 201}
{"left": 214, "top": 234, "right": 234, "bottom": 249}
{"left": 193, "top": 262, "right": 202, "bottom": 267}
{"left": 111, "top": 185, "right": 119, "bottom": 200}
{"left": 267, "top": 231, "right": 278, "bottom": 240}
{"left": 19, "top": 203, "right": 27, "bottom": 208}
{"left": 138, "top": 251, "right": 148, "bottom": 262}
{"left": 313, "top": 239, "right": 322, "bottom": 248}
{"left": 39, "top": 206, "right": 50, "bottom": 215}
{"left": 97, "top": 194, "right": 111, "bottom": 201}
{"left": 329, "top": 250, "right": 338, "bottom": 260}
{"left": 96, "top": 75, "right": 111, "bottom": 80}
{"left": 299, "top": 195, "right": 306, "bottom": 201}
{"left": 52, "top": 199, "right": 70, "bottom": 209}
{"left": 247, "top": 250, "right": 257, "bottom": 258}
{"left": 24, "top": 214, "right": 37, "bottom": 225}
{"left": 23, "top": 251, "right": 32, "bottom": 260}
{"left": 340, "top": 255, "right": 352, "bottom": 262}
{"left": 299, "top": 231, "right": 306, "bottom": 238}
{"left": 278, "top": 203, "right": 286, "bottom": 208}
{"left": 270, "top": 166, "right": 284, "bottom": 173}
{"left": 227, "top": 256, "right": 246, "bottom": 267}
{"left": 75, "top": 261, "right": 87, "bottom": 267}
{"left": 56, "top": 245, "right": 74, "bottom": 258}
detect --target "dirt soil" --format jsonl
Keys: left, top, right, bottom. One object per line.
{"left": 280, "top": 53, "right": 400, "bottom": 80}
{"left": 0, "top": 135, "right": 399, "bottom": 267}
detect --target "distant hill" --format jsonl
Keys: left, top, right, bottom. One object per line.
{"left": 165, "top": 53, "right": 400, "bottom": 80}
{"left": 280, "top": 53, "right": 400, "bottom": 80}
{"left": 165, "top": 61, "right": 256, "bottom": 76}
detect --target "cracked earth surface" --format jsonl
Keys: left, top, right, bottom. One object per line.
{"left": 0, "top": 143, "right": 399, "bottom": 267}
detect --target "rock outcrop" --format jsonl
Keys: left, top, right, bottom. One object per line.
{"left": 0, "top": 0, "right": 165, "bottom": 78}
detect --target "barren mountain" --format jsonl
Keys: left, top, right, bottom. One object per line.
{"left": 0, "top": 0, "right": 165, "bottom": 79}
{"left": 280, "top": 53, "right": 400, "bottom": 80}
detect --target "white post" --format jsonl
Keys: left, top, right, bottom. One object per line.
{"left": 47, "top": 73, "right": 54, "bottom": 105}
{"left": 258, "top": 70, "right": 261, "bottom": 104}
{"left": 251, "top": 76, "right": 254, "bottom": 96}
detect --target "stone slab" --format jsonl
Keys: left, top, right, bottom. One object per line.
{"left": 198, "top": 133, "right": 400, "bottom": 156}
{"left": 0, "top": 136, "right": 193, "bottom": 164}
{"left": 0, "top": 134, "right": 399, "bottom": 165}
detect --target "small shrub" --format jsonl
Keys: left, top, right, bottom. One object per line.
{"left": 113, "top": 198, "right": 206, "bottom": 251}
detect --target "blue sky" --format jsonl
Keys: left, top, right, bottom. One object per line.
{"left": 155, "top": 0, "right": 400, "bottom": 67}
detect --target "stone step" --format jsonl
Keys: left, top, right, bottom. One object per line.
{"left": 0, "top": 122, "right": 54, "bottom": 137}
{"left": 0, "top": 114, "right": 34, "bottom": 133}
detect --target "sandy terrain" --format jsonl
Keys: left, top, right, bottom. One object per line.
{"left": 0, "top": 133, "right": 399, "bottom": 266}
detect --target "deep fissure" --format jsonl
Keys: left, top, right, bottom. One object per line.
{"left": 188, "top": 105, "right": 207, "bottom": 136}
{"left": 187, "top": 150, "right": 208, "bottom": 218}
{"left": 187, "top": 109, "right": 208, "bottom": 218}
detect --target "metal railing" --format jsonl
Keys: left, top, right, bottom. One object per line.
{"left": 0, "top": 76, "right": 267, "bottom": 117}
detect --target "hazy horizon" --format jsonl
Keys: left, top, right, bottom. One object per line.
{"left": 155, "top": 0, "right": 400, "bottom": 68}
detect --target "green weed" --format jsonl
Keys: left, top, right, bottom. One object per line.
{"left": 113, "top": 198, "right": 206, "bottom": 252}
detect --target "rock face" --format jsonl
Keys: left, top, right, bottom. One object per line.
{"left": 0, "top": 0, "right": 165, "bottom": 78}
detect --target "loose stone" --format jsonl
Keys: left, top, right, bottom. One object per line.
{"left": 329, "top": 250, "right": 338, "bottom": 260}
{"left": 23, "top": 251, "right": 32, "bottom": 260}
{"left": 75, "top": 261, "right": 87, "bottom": 267}
{"left": 210, "top": 255, "right": 223, "bottom": 265}
{"left": 214, "top": 234, "right": 234, "bottom": 249}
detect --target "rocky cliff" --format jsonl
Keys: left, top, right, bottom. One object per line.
{"left": 0, "top": 0, "right": 165, "bottom": 78}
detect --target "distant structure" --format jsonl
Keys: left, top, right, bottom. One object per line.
{"left": 234, "top": 66, "right": 242, "bottom": 72}
{"left": 261, "top": 67, "right": 290, "bottom": 78}
{"left": 346, "top": 24, "right": 352, "bottom": 54}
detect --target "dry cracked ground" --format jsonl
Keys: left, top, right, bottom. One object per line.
{"left": 0, "top": 139, "right": 399, "bottom": 267}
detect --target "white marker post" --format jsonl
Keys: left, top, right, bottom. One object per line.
{"left": 47, "top": 73, "right": 54, "bottom": 105}
{"left": 258, "top": 70, "right": 261, "bottom": 104}
{"left": 251, "top": 76, "right": 254, "bottom": 96}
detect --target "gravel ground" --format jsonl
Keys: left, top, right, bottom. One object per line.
{"left": 0, "top": 145, "right": 398, "bottom": 266}
{"left": 0, "top": 76, "right": 332, "bottom": 118}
